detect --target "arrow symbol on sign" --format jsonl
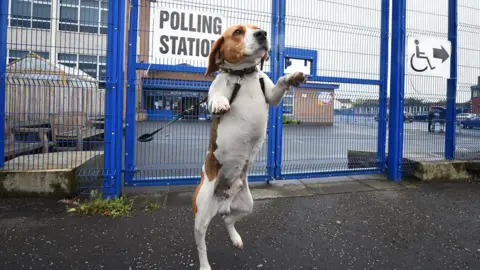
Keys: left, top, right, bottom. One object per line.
{"left": 433, "top": 46, "right": 449, "bottom": 63}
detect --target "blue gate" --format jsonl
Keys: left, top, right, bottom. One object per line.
{"left": 123, "top": 0, "right": 390, "bottom": 187}
{"left": 276, "top": 0, "right": 390, "bottom": 179}
{"left": 124, "top": 0, "right": 275, "bottom": 186}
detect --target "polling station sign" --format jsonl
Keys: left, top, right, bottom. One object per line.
{"left": 149, "top": 7, "right": 226, "bottom": 63}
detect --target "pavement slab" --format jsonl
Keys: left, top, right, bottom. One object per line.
{"left": 357, "top": 178, "right": 406, "bottom": 190}
{"left": 302, "top": 180, "right": 376, "bottom": 195}
{"left": 1, "top": 181, "right": 480, "bottom": 269}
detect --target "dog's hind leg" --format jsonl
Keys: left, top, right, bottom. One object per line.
{"left": 222, "top": 178, "right": 254, "bottom": 249}
{"left": 193, "top": 172, "right": 220, "bottom": 270}
{"left": 194, "top": 209, "right": 216, "bottom": 270}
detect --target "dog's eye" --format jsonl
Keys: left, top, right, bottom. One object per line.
{"left": 233, "top": 29, "right": 243, "bottom": 35}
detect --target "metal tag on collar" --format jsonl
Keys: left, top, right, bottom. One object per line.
{"left": 237, "top": 75, "right": 243, "bottom": 84}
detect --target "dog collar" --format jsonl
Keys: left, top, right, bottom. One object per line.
{"left": 220, "top": 66, "right": 258, "bottom": 77}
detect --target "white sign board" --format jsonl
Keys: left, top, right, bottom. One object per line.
{"left": 406, "top": 36, "right": 451, "bottom": 78}
{"left": 317, "top": 92, "right": 333, "bottom": 105}
{"left": 149, "top": 7, "right": 226, "bottom": 63}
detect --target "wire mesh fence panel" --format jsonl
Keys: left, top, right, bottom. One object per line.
{"left": 2, "top": 0, "right": 116, "bottom": 195}
{"left": 455, "top": 1, "right": 480, "bottom": 161}
{"left": 280, "top": 0, "right": 385, "bottom": 176}
{"left": 126, "top": 0, "right": 272, "bottom": 185}
{"left": 402, "top": 1, "right": 450, "bottom": 173}
{"left": 3, "top": 0, "right": 475, "bottom": 191}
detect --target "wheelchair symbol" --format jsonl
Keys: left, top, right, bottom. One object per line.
{"left": 410, "top": 40, "right": 436, "bottom": 72}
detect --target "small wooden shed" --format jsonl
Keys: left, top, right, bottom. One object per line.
{"left": 291, "top": 83, "right": 339, "bottom": 125}
{"left": 5, "top": 53, "right": 105, "bottom": 122}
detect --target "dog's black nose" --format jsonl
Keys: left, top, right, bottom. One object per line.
{"left": 255, "top": 30, "right": 267, "bottom": 40}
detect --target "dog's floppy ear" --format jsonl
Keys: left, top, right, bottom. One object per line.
{"left": 205, "top": 36, "right": 224, "bottom": 77}
{"left": 260, "top": 51, "right": 269, "bottom": 71}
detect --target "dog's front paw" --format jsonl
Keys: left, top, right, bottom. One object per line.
{"left": 285, "top": 72, "right": 308, "bottom": 87}
{"left": 211, "top": 96, "right": 230, "bottom": 115}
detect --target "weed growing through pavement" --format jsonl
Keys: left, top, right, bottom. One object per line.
{"left": 144, "top": 200, "right": 161, "bottom": 212}
{"left": 66, "top": 190, "right": 134, "bottom": 218}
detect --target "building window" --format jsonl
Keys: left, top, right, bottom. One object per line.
{"left": 58, "top": 53, "right": 107, "bottom": 88}
{"left": 98, "top": 56, "right": 106, "bottom": 89}
{"left": 144, "top": 91, "right": 165, "bottom": 111}
{"left": 472, "top": 89, "right": 479, "bottom": 98}
{"left": 78, "top": 55, "right": 98, "bottom": 78}
{"left": 8, "top": 49, "right": 50, "bottom": 63}
{"left": 57, "top": 53, "right": 77, "bottom": 67}
{"left": 10, "top": 0, "right": 52, "bottom": 30}
{"left": 473, "top": 89, "right": 480, "bottom": 98}
{"left": 59, "top": 0, "right": 108, "bottom": 34}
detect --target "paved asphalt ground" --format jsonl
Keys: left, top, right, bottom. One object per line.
{"left": 2, "top": 177, "right": 480, "bottom": 269}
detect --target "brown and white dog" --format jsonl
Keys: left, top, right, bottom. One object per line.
{"left": 192, "top": 24, "right": 307, "bottom": 270}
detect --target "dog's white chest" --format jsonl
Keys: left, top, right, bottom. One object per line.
{"left": 224, "top": 76, "right": 269, "bottom": 129}
{"left": 211, "top": 75, "right": 269, "bottom": 163}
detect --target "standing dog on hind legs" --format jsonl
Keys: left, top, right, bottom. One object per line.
{"left": 192, "top": 24, "right": 307, "bottom": 270}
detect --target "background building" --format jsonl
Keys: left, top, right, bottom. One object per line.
{"left": 8, "top": 0, "right": 108, "bottom": 89}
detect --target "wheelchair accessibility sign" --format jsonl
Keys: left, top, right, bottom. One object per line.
{"left": 407, "top": 36, "right": 451, "bottom": 78}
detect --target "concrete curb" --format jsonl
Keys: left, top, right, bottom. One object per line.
{"left": 413, "top": 160, "right": 480, "bottom": 182}
{"left": 130, "top": 175, "right": 412, "bottom": 208}
{"left": 0, "top": 151, "right": 104, "bottom": 198}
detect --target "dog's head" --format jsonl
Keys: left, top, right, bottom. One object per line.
{"left": 205, "top": 24, "right": 270, "bottom": 76}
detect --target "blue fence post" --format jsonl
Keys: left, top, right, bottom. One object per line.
{"left": 274, "top": 0, "right": 286, "bottom": 179}
{"left": 268, "top": 0, "right": 280, "bottom": 181}
{"left": 0, "top": 0, "right": 7, "bottom": 169}
{"left": 445, "top": 0, "right": 458, "bottom": 160}
{"left": 103, "top": 0, "right": 120, "bottom": 198}
{"left": 124, "top": 0, "right": 139, "bottom": 186}
{"left": 115, "top": 0, "right": 127, "bottom": 196}
{"left": 387, "top": 0, "right": 407, "bottom": 181}
{"left": 377, "top": 0, "right": 390, "bottom": 172}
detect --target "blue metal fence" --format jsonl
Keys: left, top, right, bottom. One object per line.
{"left": 0, "top": 0, "right": 124, "bottom": 198}
{"left": 0, "top": 0, "right": 478, "bottom": 197}
{"left": 401, "top": 1, "right": 452, "bottom": 173}
{"left": 389, "top": 0, "right": 478, "bottom": 179}
{"left": 0, "top": 0, "right": 7, "bottom": 169}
